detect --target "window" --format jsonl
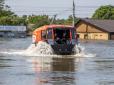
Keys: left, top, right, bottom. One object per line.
{"left": 47, "top": 28, "right": 53, "bottom": 39}
{"left": 53, "top": 28, "right": 70, "bottom": 44}
{"left": 76, "top": 34, "right": 79, "bottom": 38}
{"left": 42, "top": 30, "right": 47, "bottom": 39}
{"left": 84, "top": 34, "right": 88, "bottom": 39}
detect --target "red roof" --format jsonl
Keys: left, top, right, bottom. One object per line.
{"left": 34, "top": 24, "right": 73, "bottom": 32}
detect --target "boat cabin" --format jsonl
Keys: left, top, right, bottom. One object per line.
{"left": 32, "top": 25, "right": 77, "bottom": 54}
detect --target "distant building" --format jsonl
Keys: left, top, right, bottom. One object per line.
{"left": 75, "top": 19, "right": 114, "bottom": 40}
{"left": 0, "top": 26, "right": 26, "bottom": 38}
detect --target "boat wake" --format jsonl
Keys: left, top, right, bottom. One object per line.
{"left": 24, "top": 41, "right": 54, "bottom": 55}
{"left": 0, "top": 41, "right": 96, "bottom": 58}
{"left": 73, "top": 44, "right": 96, "bottom": 58}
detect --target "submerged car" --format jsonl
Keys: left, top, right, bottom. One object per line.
{"left": 32, "top": 25, "right": 78, "bottom": 55}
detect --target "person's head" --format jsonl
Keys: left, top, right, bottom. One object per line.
{"left": 55, "top": 33, "right": 57, "bottom": 36}
{"left": 63, "top": 33, "right": 66, "bottom": 36}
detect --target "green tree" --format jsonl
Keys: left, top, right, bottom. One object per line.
{"left": 0, "top": 0, "right": 14, "bottom": 17}
{"left": 0, "top": 16, "right": 27, "bottom": 25}
{"left": 54, "top": 19, "right": 66, "bottom": 25}
{"left": 28, "top": 15, "right": 49, "bottom": 24}
{"left": 0, "top": 0, "right": 26, "bottom": 25}
{"left": 63, "top": 15, "right": 79, "bottom": 25}
{"left": 28, "top": 15, "right": 50, "bottom": 30}
{"left": 0, "top": 0, "right": 4, "bottom": 10}
{"left": 92, "top": 5, "right": 114, "bottom": 19}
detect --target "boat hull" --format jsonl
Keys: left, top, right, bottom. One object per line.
{"left": 51, "top": 44, "right": 75, "bottom": 55}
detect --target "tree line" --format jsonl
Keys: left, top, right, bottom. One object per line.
{"left": 0, "top": 0, "right": 114, "bottom": 32}
{"left": 0, "top": 0, "right": 78, "bottom": 31}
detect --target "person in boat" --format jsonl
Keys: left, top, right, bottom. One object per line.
{"left": 55, "top": 32, "right": 68, "bottom": 44}
{"left": 54, "top": 33, "right": 61, "bottom": 44}
{"left": 62, "top": 33, "right": 67, "bottom": 44}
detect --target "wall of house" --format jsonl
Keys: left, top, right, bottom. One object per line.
{"left": 76, "top": 22, "right": 109, "bottom": 40}
{"left": 76, "top": 22, "right": 103, "bottom": 33}
{"left": 78, "top": 33, "right": 109, "bottom": 40}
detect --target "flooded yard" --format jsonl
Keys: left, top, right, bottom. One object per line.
{"left": 0, "top": 38, "right": 114, "bottom": 85}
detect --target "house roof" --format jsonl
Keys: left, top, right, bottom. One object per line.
{"left": 77, "top": 19, "right": 114, "bottom": 32}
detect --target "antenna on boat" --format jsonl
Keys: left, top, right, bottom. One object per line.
{"left": 72, "top": 0, "right": 76, "bottom": 27}
{"left": 50, "top": 14, "right": 57, "bottom": 24}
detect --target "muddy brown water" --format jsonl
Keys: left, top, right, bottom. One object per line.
{"left": 0, "top": 38, "right": 114, "bottom": 85}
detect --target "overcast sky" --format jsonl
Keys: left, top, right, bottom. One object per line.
{"left": 5, "top": 0, "right": 114, "bottom": 18}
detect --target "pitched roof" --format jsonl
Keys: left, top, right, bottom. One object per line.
{"left": 78, "top": 19, "right": 114, "bottom": 32}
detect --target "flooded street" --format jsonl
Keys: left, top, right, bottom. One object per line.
{"left": 0, "top": 38, "right": 114, "bottom": 85}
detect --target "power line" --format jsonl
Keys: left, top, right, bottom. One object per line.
{"left": 10, "top": 8, "right": 95, "bottom": 13}
{"left": 8, "top": 5, "right": 100, "bottom": 8}
{"left": 8, "top": 5, "right": 98, "bottom": 18}
{"left": 11, "top": 10, "right": 94, "bottom": 16}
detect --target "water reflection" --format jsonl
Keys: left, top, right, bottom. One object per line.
{"left": 93, "top": 58, "right": 114, "bottom": 85}
{"left": 0, "top": 56, "right": 13, "bottom": 69}
{"left": 52, "top": 57, "right": 75, "bottom": 71}
{"left": 32, "top": 56, "right": 81, "bottom": 85}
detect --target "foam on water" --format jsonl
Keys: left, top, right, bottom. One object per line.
{"left": 24, "top": 41, "right": 53, "bottom": 56}
{"left": 0, "top": 41, "right": 96, "bottom": 58}
{"left": 23, "top": 42, "right": 96, "bottom": 58}
{"left": 0, "top": 49, "right": 25, "bottom": 56}
{"left": 73, "top": 44, "right": 96, "bottom": 58}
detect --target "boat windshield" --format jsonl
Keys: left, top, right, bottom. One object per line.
{"left": 54, "top": 28, "right": 70, "bottom": 44}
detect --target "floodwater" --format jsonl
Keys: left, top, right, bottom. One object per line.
{"left": 0, "top": 38, "right": 114, "bottom": 85}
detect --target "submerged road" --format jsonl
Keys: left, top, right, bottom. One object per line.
{"left": 0, "top": 38, "right": 114, "bottom": 85}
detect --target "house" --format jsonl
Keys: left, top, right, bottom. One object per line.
{"left": 0, "top": 26, "right": 26, "bottom": 38}
{"left": 75, "top": 19, "right": 114, "bottom": 40}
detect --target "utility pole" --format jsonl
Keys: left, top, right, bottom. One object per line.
{"left": 50, "top": 14, "right": 57, "bottom": 25}
{"left": 72, "top": 0, "right": 76, "bottom": 27}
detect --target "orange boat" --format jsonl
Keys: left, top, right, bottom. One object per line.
{"left": 32, "top": 25, "right": 78, "bottom": 55}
